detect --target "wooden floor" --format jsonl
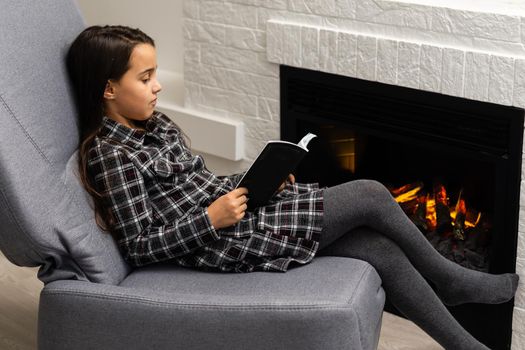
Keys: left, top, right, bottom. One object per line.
{"left": 0, "top": 251, "right": 442, "bottom": 350}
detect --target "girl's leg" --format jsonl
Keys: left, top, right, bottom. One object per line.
{"left": 317, "top": 227, "right": 490, "bottom": 350}
{"left": 319, "top": 179, "right": 518, "bottom": 306}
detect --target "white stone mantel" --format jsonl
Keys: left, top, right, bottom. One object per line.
{"left": 183, "top": 0, "right": 525, "bottom": 346}
{"left": 394, "top": 0, "right": 525, "bottom": 17}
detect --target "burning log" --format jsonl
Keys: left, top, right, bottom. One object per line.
{"left": 434, "top": 184, "right": 448, "bottom": 205}
{"left": 452, "top": 194, "right": 467, "bottom": 241}
{"left": 425, "top": 195, "right": 437, "bottom": 232}
{"left": 392, "top": 182, "right": 424, "bottom": 215}
{"left": 390, "top": 182, "right": 423, "bottom": 197}
{"left": 453, "top": 213, "right": 466, "bottom": 240}
{"left": 412, "top": 194, "right": 428, "bottom": 232}
{"left": 436, "top": 202, "right": 452, "bottom": 233}
{"left": 433, "top": 184, "right": 451, "bottom": 233}
{"left": 390, "top": 180, "right": 492, "bottom": 272}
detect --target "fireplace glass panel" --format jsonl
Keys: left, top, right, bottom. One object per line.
{"left": 280, "top": 65, "right": 524, "bottom": 349}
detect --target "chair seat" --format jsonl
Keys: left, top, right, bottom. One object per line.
{"left": 38, "top": 256, "right": 385, "bottom": 350}
{"left": 120, "top": 256, "right": 383, "bottom": 307}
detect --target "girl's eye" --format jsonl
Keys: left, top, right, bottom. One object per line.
{"left": 142, "top": 77, "right": 150, "bottom": 83}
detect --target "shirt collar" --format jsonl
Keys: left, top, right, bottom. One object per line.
{"left": 99, "top": 113, "right": 160, "bottom": 148}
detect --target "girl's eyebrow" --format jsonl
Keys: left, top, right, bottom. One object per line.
{"left": 138, "top": 65, "right": 158, "bottom": 76}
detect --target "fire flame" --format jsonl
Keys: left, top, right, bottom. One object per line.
{"left": 426, "top": 195, "right": 437, "bottom": 231}
{"left": 393, "top": 183, "right": 482, "bottom": 230}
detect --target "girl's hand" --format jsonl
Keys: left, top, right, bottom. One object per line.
{"left": 207, "top": 187, "right": 249, "bottom": 229}
{"left": 277, "top": 173, "right": 295, "bottom": 193}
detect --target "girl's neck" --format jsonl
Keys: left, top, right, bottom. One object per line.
{"left": 106, "top": 113, "right": 146, "bottom": 131}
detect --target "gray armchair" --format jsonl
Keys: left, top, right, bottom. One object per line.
{"left": 0, "top": 1, "right": 385, "bottom": 349}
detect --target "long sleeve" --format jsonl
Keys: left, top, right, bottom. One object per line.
{"left": 217, "top": 171, "right": 246, "bottom": 188}
{"left": 91, "top": 148, "right": 220, "bottom": 267}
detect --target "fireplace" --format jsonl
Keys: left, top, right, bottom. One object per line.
{"left": 281, "top": 65, "right": 524, "bottom": 349}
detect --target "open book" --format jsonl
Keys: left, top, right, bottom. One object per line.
{"left": 236, "top": 132, "right": 317, "bottom": 210}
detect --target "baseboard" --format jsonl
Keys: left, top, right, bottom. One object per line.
{"left": 155, "top": 102, "right": 244, "bottom": 161}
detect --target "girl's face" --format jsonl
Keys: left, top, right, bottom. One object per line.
{"left": 103, "top": 43, "right": 162, "bottom": 129}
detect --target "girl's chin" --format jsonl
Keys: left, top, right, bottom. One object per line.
{"left": 141, "top": 111, "right": 154, "bottom": 119}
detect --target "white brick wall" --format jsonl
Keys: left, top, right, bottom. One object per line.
{"left": 183, "top": 1, "right": 525, "bottom": 346}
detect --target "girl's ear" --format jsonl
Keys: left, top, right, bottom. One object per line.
{"left": 103, "top": 80, "right": 116, "bottom": 100}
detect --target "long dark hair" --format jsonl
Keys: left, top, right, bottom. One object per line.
{"left": 66, "top": 25, "right": 188, "bottom": 234}
{"left": 66, "top": 25, "right": 155, "bottom": 231}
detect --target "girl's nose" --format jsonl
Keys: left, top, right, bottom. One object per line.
{"left": 154, "top": 79, "right": 162, "bottom": 94}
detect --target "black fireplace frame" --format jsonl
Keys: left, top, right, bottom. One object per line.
{"left": 280, "top": 65, "right": 524, "bottom": 349}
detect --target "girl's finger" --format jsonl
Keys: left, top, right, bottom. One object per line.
{"left": 236, "top": 195, "right": 249, "bottom": 205}
{"left": 235, "top": 187, "right": 249, "bottom": 196}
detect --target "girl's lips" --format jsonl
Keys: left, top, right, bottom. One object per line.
{"left": 151, "top": 99, "right": 157, "bottom": 105}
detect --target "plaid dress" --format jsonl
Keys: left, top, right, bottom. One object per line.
{"left": 88, "top": 111, "right": 325, "bottom": 273}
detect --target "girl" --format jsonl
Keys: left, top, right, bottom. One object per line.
{"left": 66, "top": 25, "right": 518, "bottom": 350}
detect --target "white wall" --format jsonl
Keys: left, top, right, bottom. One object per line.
{"left": 75, "top": 0, "right": 183, "bottom": 75}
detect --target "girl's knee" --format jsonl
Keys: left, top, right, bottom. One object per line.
{"left": 323, "top": 179, "right": 396, "bottom": 224}
{"left": 330, "top": 179, "right": 388, "bottom": 195}
{"left": 352, "top": 179, "right": 394, "bottom": 203}
{"left": 356, "top": 179, "right": 388, "bottom": 192}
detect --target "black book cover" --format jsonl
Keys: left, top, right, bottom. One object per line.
{"left": 236, "top": 133, "right": 317, "bottom": 210}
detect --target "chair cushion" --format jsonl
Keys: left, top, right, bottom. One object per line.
{"left": 116, "top": 256, "right": 385, "bottom": 350}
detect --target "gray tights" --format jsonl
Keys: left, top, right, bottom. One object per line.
{"left": 317, "top": 179, "right": 519, "bottom": 350}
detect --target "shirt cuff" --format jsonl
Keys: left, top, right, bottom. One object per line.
{"left": 203, "top": 207, "right": 220, "bottom": 239}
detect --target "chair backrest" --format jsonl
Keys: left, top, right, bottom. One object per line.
{"left": 0, "top": 0, "right": 131, "bottom": 285}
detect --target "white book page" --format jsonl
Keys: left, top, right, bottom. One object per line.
{"left": 297, "top": 132, "right": 317, "bottom": 150}
{"left": 266, "top": 132, "right": 317, "bottom": 150}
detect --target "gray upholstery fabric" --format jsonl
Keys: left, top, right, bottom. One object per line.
{"left": 39, "top": 257, "right": 385, "bottom": 350}
{"left": 0, "top": 0, "right": 131, "bottom": 284}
